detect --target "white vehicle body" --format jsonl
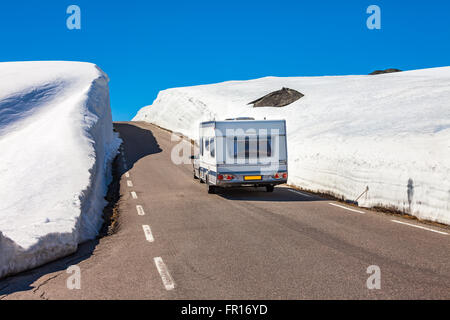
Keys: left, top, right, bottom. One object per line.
{"left": 193, "top": 118, "right": 288, "bottom": 193}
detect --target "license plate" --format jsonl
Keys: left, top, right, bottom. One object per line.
{"left": 244, "top": 175, "right": 262, "bottom": 181}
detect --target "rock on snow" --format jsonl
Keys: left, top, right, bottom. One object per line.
{"left": 0, "top": 61, "right": 121, "bottom": 279}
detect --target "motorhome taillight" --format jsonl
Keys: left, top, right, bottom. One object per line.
{"left": 218, "top": 174, "right": 224, "bottom": 180}
{"left": 225, "top": 175, "right": 234, "bottom": 180}
{"left": 273, "top": 173, "right": 287, "bottom": 179}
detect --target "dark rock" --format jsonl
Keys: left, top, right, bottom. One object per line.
{"left": 248, "top": 87, "right": 304, "bottom": 108}
{"left": 369, "top": 68, "right": 402, "bottom": 75}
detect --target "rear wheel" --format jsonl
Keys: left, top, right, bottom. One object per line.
{"left": 266, "top": 185, "right": 274, "bottom": 193}
{"left": 206, "top": 176, "right": 216, "bottom": 194}
{"left": 208, "top": 185, "right": 216, "bottom": 194}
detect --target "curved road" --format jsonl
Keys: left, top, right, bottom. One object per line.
{"left": 1, "top": 121, "right": 449, "bottom": 299}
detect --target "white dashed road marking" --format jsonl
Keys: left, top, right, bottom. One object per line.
{"left": 329, "top": 202, "right": 365, "bottom": 214}
{"left": 127, "top": 180, "right": 133, "bottom": 187}
{"left": 125, "top": 172, "right": 130, "bottom": 178}
{"left": 131, "top": 191, "right": 138, "bottom": 199}
{"left": 136, "top": 205, "right": 145, "bottom": 216}
{"left": 154, "top": 257, "right": 175, "bottom": 291}
{"left": 391, "top": 219, "right": 448, "bottom": 235}
{"left": 142, "top": 225, "right": 154, "bottom": 242}
{"left": 288, "top": 189, "right": 313, "bottom": 198}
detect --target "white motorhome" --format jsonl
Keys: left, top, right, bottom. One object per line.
{"left": 192, "top": 118, "right": 288, "bottom": 193}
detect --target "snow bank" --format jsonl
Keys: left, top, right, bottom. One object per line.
{"left": 133, "top": 67, "right": 450, "bottom": 225}
{"left": 0, "top": 61, "right": 121, "bottom": 279}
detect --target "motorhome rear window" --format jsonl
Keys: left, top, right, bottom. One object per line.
{"left": 256, "top": 136, "right": 272, "bottom": 158}
{"left": 264, "top": 136, "right": 272, "bottom": 157}
{"left": 231, "top": 136, "right": 272, "bottom": 160}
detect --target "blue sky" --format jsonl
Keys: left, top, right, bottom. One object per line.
{"left": 0, "top": 0, "right": 449, "bottom": 120}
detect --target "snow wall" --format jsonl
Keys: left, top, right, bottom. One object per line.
{"left": 133, "top": 67, "right": 450, "bottom": 225}
{"left": 0, "top": 62, "right": 121, "bottom": 279}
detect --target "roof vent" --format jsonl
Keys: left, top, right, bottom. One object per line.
{"left": 225, "top": 117, "right": 255, "bottom": 121}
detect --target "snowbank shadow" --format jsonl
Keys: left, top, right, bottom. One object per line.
{"left": 113, "top": 122, "right": 162, "bottom": 172}
{"left": 0, "top": 239, "right": 97, "bottom": 297}
{"left": 0, "top": 82, "right": 64, "bottom": 135}
{"left": 217, "top": 187, "right": 325, "bottom": 202}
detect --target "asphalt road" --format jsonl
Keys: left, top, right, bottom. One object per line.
{"left": 1, "top": 121, "right": 449, "bottom": 299}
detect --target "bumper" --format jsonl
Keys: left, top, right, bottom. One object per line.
{"left": 214, "top": 173, "right": 287, "bottom": 187}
